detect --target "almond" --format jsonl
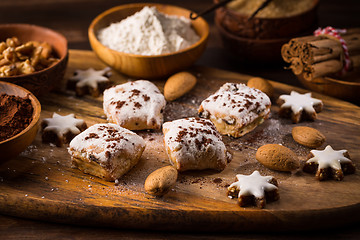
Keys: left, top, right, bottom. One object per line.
{"left": 292, "top": 126, "right": 325, "bottom": 148}
{"left": 164, "top": 71, "right": 197, "bottom": 101}
{"left": 247, "top": 77, "right": 274, "bottom": 98}
{"left": 144, "top": 166, "right": 178, "bottom": 196}
{"left": 256, "top": 144, "right": 299, "bottom": 172}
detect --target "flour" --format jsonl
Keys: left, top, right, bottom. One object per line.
{"left": 97, "top": 6, "right": 200, "bottom": 55}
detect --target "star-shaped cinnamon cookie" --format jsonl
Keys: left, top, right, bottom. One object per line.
{"left": 227, "top": 170, "right": 279, "bottom": 208}
{"left": 67, "top": 67, "right": 112, "bottom": 97}
{"left": 41, "top": 113, "right": 87, "bottom": 147}
{"left": 303, "top": 145, "right": 356, "bottom": 181}
{"left": 277, "top": 91, "right": 323, "bottom": 123}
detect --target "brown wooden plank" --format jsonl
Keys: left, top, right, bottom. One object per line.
{"left": 0, "top": 49, "right": 359, "bottom": 231}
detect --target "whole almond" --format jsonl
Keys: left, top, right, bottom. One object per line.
{"left": 256, "top": 144, "right": 299, "bottom": 172}
{"left": 144, "top": 166, "right": 178, "bottom": 196}
{"left": 292, "top": 126, "right": 325, "bottom": 148}
{"left": 164, "top": 71, "right": 197, "bottom": 101}
{"left": 247, "top": 77, "right": 274, "bottom": 98}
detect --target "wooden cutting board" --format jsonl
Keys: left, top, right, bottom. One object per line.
{"left": 0, "top": 50, "right": 359, "bottom": 232}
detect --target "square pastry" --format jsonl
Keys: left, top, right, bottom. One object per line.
{"left": 68, "top": 123, "right": 146, "bottom": 181}
{"left": 103, "top": 80, "right": 166, "bottom": 130}
{"left": 198, "top": 83, "right": 271, "bottom": 138}
{"left": 163, "top": 117, "right": 231, "bottom": 172}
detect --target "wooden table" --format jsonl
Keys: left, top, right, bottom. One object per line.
{"left": 1, "top": 0, "right": 360, "bottom": 239}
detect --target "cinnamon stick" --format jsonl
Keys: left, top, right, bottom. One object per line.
{"left": 281, "top": 43, "right": 292, "bottom": 63}
{"left": 288, "top": 35, "right": 327, "bottom": 59}
{"left": 281, "top": 29, "right": 360, "bottom": 82}
{"left": 288, "top": 39, "right": 301, "bottom": 57}
{"left": 303, "top": 60, "right": 343, "bottom": 81}
{"left": 301, "top": 39, "right": 343, "bottom": 64}
{"left": 289, "top": 57, "right": 303, "bottom": 75}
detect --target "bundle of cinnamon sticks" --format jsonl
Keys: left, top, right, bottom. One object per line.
{"left": 281, "top": 28, "right": 360, "bottom": 81}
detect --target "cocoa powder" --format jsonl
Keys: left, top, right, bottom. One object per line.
{"left": 0, "top": 93, "right": 33, "bottom": 142}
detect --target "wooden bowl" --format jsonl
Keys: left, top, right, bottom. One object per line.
{"left": 297, "top": 74, "right": 360, "bottom": 103}
{"left": 88, "top": 3, "right": 209, "bottom": 79}
{"left": 215, "top": 0, "right": 319, "bottom": 39}
{"left": 0, "top": 24, "right": 68, "bottom": 96}
{"left": 0, "top": 81, "right": 41, "bottom": 162}
{"left": 215, "top": 16, "right": 289, "bottom": 62}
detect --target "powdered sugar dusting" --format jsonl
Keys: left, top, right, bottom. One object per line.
{"left": 199, "top": 83, "right": 271, "bottom": 127}
{"left": 163, "top": 117, "right": 229, "bottom": 171}
{"left": 103, "top": 80, "right": 166, "bottom": 129}
{"left": 68, "top": 123, "right": 145, "bottom": 163}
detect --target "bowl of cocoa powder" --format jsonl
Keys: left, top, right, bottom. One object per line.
{"left": 0, "top": 81, "right": 41, "bottom": 161}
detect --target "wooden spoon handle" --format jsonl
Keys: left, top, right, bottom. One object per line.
{"left": 190, "top": 0, "right": 233, "bottom": 20}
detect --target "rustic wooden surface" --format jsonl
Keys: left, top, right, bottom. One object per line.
{"left": 0, "top": 49, "right": 359, "bottom": 232}
{"left": 1, "top": 0, "right": 360, "bottom": 238}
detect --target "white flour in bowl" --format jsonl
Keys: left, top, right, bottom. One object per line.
{"left": 97, "top": 6, "right": 200, "bottom": 56}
